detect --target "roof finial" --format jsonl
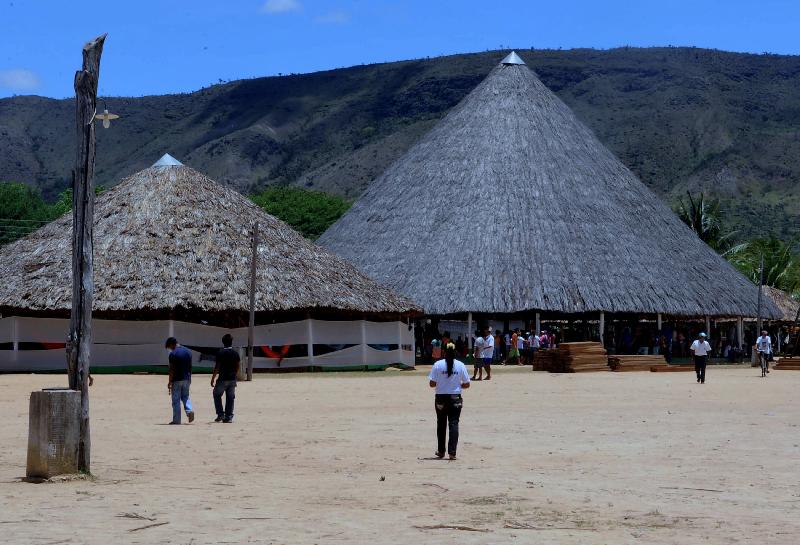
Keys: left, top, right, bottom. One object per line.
{"left": 152, "top": 153, "right": 183, "bottom": 168}
{"left": 500, "top": 51, "right": 525, "bottom": 66}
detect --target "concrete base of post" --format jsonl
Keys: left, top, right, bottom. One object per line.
{"left": 26, "top": 388, "right": 81, "bottom": 479}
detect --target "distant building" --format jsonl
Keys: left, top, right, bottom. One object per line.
{"left": 319, "top": 52, "right": 779, "bottom": 341}
{"left": 0, "top": 155, "right": 419, "bottom": 372}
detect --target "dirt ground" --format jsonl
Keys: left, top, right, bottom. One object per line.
{"left": 1, "top": 366, "right": 798, "bottom": 545}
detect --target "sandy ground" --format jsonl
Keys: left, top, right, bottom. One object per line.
{"left": 1, "top": 366, "right": 799, "bottom": 545}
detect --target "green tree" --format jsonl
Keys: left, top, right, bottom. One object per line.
{"left": 0, "top": 182, "right": 53, "bottom": 245}
{"left": 676, "top": 192, "right": 736, "bottom": 252}
{"left": 726, "top": 237, "right": 800, "bottom": 295}
{"left": 0, "top": 183, "right": 105, "bottom": 245}
{"left": 250, "top": 187, "right": 351, "bottom": 239}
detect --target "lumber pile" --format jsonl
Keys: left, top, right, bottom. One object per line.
{"left": 774, "top": 357, "right": 800, "bottom": 370}
{"left": 608, "top": 354, "right": 668, "bottom": 372}
{"left": 532, "top": 349, "right": 560, "bottom": 372}
{"left": 649, "top": 365, "right": 694, "bottom": 372}
{"left": 558, "top": 342, "right": 609, "bottom": 372}
{"left": 532, "top": 343, "right": 608, "bottom": 372}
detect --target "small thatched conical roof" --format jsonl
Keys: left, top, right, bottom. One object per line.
{"left": 0, "top": 158, "right": 418, "bottom": 318}
{"left": 762, "top": 286, "right": 799, "bottom": 322}
{"left": 319, "top": 52, "right": 779, "bottom": 318}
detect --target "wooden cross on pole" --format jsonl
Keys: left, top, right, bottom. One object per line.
{"left": 66, "top": 33, "right": 106, "bottom": 473}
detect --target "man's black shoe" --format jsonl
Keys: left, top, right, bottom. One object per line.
{"left": 214, "top": 415, "right": 224, "bottom": 422}
{"left": 223, "top": 417, "right": 233, "bottom": 423}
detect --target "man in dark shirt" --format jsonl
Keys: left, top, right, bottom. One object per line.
{"left": 166, "top": 337, "right": 194, "bottom": 424}
{"left": 211, "top": 334, "right": 240, "bottom": 423}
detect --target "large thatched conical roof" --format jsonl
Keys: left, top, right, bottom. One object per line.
{"left": 0, "top": 156, "right": 418, "bottom": 318}
{"left": 319, "top": 53, "right": 779, "bottom": 318}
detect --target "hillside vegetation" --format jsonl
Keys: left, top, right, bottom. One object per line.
{"left": 1, "top": 47, "right": 799, "bottom": 239}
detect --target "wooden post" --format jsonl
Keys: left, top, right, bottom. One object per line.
{"left": 657, "top": 313, "right": 662, "bottom": 331}
{"left": 756, "top": 253, "right": 764, "bottom": 336}
{"left": 599, "top": 312, "right": 605, "bottom": 343}
{"left": 306, "top": 313, "right": 315, "bottom": 367}
{"left": 535, "top": 312, "right": 541, "bottom": 335}
{"left": 246, "top": 222, "right": 258, "bottom": 381}
{"left": 737, "top": 317, "right": 744, "bottom": 350}
{"left": 467, "top": 312, "right": 473, "bottom": 350}
{"left": 11, "top": 316, "right": 18, "bottom": 368}
{"left": 705, "top": 316, "right": 711, "bottom": 336}
{"left": 361, "top": 317, "right": 368, "bottom": 366}
{"left": 66, "top": 33, "right": 106, "bottom": 474}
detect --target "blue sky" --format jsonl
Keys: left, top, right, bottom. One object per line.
{"left": 1, "top": 0, "right": 798, "bottom": 98}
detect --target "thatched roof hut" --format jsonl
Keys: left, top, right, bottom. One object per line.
{"left": 319, "top": 52, "right": 779, "bottom": 319}
{"left": 0, "top": 155, "right": 418, "bottom": 321}
{"left": 763, "top": 286, "right": 799, "bottom": 322}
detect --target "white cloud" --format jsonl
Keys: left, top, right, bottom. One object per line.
{"left": 261, "top": 0, "right": 300, "bottom": 14}
{"left": 0, "top": 69, "right": 40, "bottom": 92}
{"left": 315, "top": 10, "right": 350, "bottom": 24}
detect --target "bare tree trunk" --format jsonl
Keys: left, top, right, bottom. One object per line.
{"left": 246, "top": 223, "right": 259, "bottom": 381}
{"left": 68, "top": 33, "right": 106, "bottom": 474}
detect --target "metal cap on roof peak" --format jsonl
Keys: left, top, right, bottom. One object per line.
{"left": 151, "top": 153, "right": 183, "bottom": 167}
{"left": 500, "top": 51, "right": 525, "bottom": 66}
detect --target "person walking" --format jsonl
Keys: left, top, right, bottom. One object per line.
{"left": 755, "top": 330, "right": 772, "bottom": 377}
{"left": 481, "top": 327, "right": 494, "bottom": 380}
{"left": 166, "top": 337, "right": 194, "bottom": 424}
{"left": 506, "top": 329, "right": 520, "bottom": 365}
{"left": 471, "top": 331, "right": 485, "bottom": 380}
{"left": 211, "top": 333, "right": 240, "bottom": 423}
{"left": 428, "top": 342, "right": 470, "bottom": 460}
{"left": 528, "top": 330, "right": 539, "bottom": 365}
{"left": 690, "top": 332, "right": 712, "bottom": 384}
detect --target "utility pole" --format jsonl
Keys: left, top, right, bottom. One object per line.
{"left": 67, "top": 33, "right": 106, "bottom": 474}
{"left": 246, "top": 223, "right": 259, "bottom": 381}
{"left": 756, "top": 253, "right": 764, "bottom": 336}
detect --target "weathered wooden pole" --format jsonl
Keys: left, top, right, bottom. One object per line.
{"left": 755, "top": 253, "right": 765, "bottom": 335}
{"left": 599, "top": 312, "right": 605, "bottom": 343}
{"left": 467, "top": 312, "right": 473, "bottom": 350}
{"left": 67, "top": 33, "right": 106, "bottom": 474}
{"left": 246, "top": 223, "right": 259, "bottom": 381}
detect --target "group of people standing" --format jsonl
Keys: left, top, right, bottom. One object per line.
{"left": 165, "top": 334, "right": 240, "bottom": 424}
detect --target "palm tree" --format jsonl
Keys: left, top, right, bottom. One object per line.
{"left": 726, "top": 237, "right": 800, "bottom": 295}
{"left": 675, "top": 192, "right": 736, "bottom": 252}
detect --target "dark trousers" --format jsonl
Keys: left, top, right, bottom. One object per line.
{"left": 435, "top": 394, "right": 462, "bottom": 456}
{"left": 213, "top": 380, "right": 236, "bottom": 418}
{"left": 694, "top": 355, "right": 707, "bottom": 382}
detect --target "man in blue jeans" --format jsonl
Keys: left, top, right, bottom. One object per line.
{"left": 211, "top": 334, "right": 240, "bottom": 423}
{"left": 166, "top": 337, "right": 194, "bottom": 424}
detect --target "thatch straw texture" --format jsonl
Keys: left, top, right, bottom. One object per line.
{"left": 763, "top": 286, "right": 799, "bottom": 322}
{"left": 319, "top": 54, "right": 780, "bottom": 318}
{"left": 0, "top": 163, "right": 418, "bottom": 317}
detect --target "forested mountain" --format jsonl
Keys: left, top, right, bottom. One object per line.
{"left": 1, "top": 47, "right": 799, "bottom": 239}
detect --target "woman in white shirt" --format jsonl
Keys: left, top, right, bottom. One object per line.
{"left": 428, "top": 342, "right": 471, "bottom": 460}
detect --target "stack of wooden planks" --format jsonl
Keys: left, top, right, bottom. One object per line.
{"left": 532, "top": 349, "right": 560, "bottom": 372}
{"left": 532, "top": 343, "right": 608, "bottom": 372}
{"left": 774, "top": 357, "right": 800, "bottom": 370}
{"left": 558, "top": 342, "right": 609, "bottom": 372}
{"left": 608, "top": 354, "right": 669, "bottom": 372}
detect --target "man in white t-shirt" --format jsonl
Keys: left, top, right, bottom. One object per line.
{"left": 481, "top": 328, "right": 494, "bottom": 380}
{"left": 690, "top": 332, "right": 712, "bottom": 384}
{"left": 472, "top": 333, "right": 485, "bottom": 381}
{"left": 755, "top": 330, "right": 772, "bottom": 377}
